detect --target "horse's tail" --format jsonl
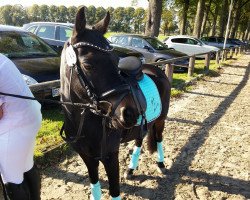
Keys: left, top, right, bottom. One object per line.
{"left": 147, "top": 120, "right": 165, "bottom": 154}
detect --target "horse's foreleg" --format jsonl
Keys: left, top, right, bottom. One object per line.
{"left": 80, "top": 154, "right": 101, "bottom": 200}
{"left": 124, "top": 139, "right": 143, "bottom": 179}
{"left": 102, "top": 152, "right": 121, "bottom": 199}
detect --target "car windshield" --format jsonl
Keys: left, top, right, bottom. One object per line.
{"left": 195, "top": 38, "right": 206, "bottom": 45}
{"left": 144, "top": 37, "right": 168, "bottom": 50}
{"left": 0, "top": 31, "right": 58, "bottom": 58}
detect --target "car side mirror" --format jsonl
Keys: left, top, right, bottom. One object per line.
{"left": 143, "top": 45, "right": 154, "bottom": 52}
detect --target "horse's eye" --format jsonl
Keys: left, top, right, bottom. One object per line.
{"left": 83, "top": 64, "right": 92, "bottom": 71}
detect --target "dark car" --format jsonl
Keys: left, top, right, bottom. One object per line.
{"left": 0, "top": 25, "right": 60, "bottom": 98}
{"left": 200, "top": 36, "right": 239, "bottom": 49}
{"left": 23, "top": 22, "right": 146, "bottom": 63}
{"left": 23, "top": 22, "right": 74, "bottom": 53}
{"left": 108, "top": 34, "right": 189, "bottom": 72}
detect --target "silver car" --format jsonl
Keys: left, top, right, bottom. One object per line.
{"left": 108, "top": 34, "right": 189, "bottom": 72}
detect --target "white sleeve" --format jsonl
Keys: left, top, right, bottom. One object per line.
{"left": 0, "top": 97, "right": 4, "bottom": 106}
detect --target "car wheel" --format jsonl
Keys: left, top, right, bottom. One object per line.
{"left": 210, "top": 52, "right": 216, "bottom": 60}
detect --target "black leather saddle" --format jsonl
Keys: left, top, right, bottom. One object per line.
{"left": 118, "top": 56, "right": 143, "bottom": 81}
{"left": 118, "top": 56, "right": 147, "bottom": 129}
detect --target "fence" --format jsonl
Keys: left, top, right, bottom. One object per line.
{"left": 148, "top": 45, "right": 247, "bottom": 84}
{"left": 29, "top": 45, "right": 248, "bottom": 94}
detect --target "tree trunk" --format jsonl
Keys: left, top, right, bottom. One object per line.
{"left": 230, "top": 0, "right": 242, "bottom": 38}
{"left": 210, "top": 3, "right": 219, "bottom": 36}
{"left": 180, "top": 0, "right": 190, "bottom": 35}
{"left": 145, "top": 0, "right": 163, "bottom": 37}
{"left": 193, "top": 0, "right": 206, "bottom": 38}
{"left": 201, "top": 0, "right": 213, "bottom": 36}
{"left": 218, "top": 0, "right": 229, "bottom": 37}
{"left": 244, "top": 20, "right": 250, "bottom": 40}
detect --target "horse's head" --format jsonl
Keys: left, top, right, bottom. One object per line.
{"left": 62, "top": 6, "right": 139, "bottom": 129}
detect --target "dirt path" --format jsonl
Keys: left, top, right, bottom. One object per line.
{"left": 1, "top": 53, "right": 249, "bottom": 200}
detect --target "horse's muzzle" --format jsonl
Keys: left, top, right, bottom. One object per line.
{"left": 113, "top": 106, "right": 139, "bottom": 129}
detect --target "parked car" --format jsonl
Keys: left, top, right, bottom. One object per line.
{"left": 163, "top": 35, "right": 219, "bottom": 59}
{"left": 200, "top": 36, "right": 239, "bottom": 49}
{"left": 23, "top": 22, "right": 146, "bottom": 63}
{"left": 108, "top": 34, "right": 189, "bottom": 72}
{"left": 0, "top": 25, "right": 60, "bottom": 99}
{"left": 227, "top": 38, "right": 246, "bottom": 46}
{"left": 23, "top": 22, "right": 74, "bottom": 53}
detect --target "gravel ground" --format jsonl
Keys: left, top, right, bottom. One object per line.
{"left": 1, "top": 53, "right": 249, "bottom": 200}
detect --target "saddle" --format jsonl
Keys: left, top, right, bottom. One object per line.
{"left": 118, "top": 56, "right": 162, "bottom": 131}
{"left": 118, "top": 56, "right": 147, "bottom": 117}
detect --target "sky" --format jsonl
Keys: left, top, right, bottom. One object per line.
{"left": 0, "top": 0, "right": 149, "bottom": 8}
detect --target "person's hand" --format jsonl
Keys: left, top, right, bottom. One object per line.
{"left": 0, "top": 105, "right": 3, "bottom": 120}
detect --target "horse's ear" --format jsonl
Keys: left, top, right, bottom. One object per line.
{"left": 92, "top": 12, "right": 110, "bottom": 34}
{"left": 73, "top": 6, "right": 86, "bottom": 36}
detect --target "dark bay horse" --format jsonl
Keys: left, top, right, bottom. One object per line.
{"left": 60, "top": 7, "right": 171, "bottom": 200}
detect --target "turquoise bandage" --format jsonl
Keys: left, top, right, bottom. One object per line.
{"left": 112, "top": 196, "right": 121, "bottom": 200}
{"left": 128, "top": 146, "right": 141, "bottom": 169}
{"left": 157, "top": 142, "right": 164, "bottom": 162}
{"left": 90, "top": 181, "right": 101, "bottom": 200}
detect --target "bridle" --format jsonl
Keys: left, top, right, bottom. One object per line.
{"left": 61, "top": 38, "right": 134, "bottom": 157}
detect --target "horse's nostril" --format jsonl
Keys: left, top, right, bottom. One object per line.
{"left": 121, "top": 107, "right": 138, "bottom": 125}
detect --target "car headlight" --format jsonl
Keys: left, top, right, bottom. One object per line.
{"left": 22, "top": 74, "right": 38, "bottom": 85}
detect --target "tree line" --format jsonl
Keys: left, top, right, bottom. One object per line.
{"left": 0, "top": 0, "right": 249, "bottom": 40}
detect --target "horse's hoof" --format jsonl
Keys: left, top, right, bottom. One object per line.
{"left": 124, "top": 168, "right": 134, "bottom": 180}
{"left": 157, "top": 162, "right": 167, "bottom": 174}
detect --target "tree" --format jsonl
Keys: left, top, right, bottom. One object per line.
{"left": 0, "top": 5, "right": 13, "bottom": 25}
{"left": 86, "top": 5, "right": 96, "bottom": 25}
{"left": 200, "top": 0, "right": 213, "bottom": 36}
{"left": 193, "top": 0, "right": 206, "bottom": 38}
{"left": 27, "top": 4, "right": 41, "bottom": 22}
{"left": 49, "top": 5, "right": 59, "bottom": 22}
{"left": 124, "top": 7, "right": 135, "bottom": 32}
{"left": 229, "top": 0, "right": 250, "bottom": 38}
{"left": 209, "top": 1, "right": 220, "bottom": 36}
{"left": 145, "top": 0, "right": 163, "bottom": 37}
{"left": 179, "top": 0, "right": 190, "bottom": 35}
{"left": 133, "top": 8, "right": 145, "bottom": 33}
{"left": 95, "top": 7, "right": 106, "bottom": 24}
{"left": 67, "top": 6, "right": 77, "bottom": 23}
{"left": 11, "top": 5, "right": 28, "bottom": 26}
{"left": 58, "top": 5, "right": 68, "bottom": 22}
{"left": 40, "top": 5, "right": 50, "bottom": 21}
{"left": 161, "top": 9, "right": 176, "bottom": 35}
{"left": 110, "top": 7, "right": 126, "bottom": 32}
{"left": 218, "top": 0, "right": 229, "bottom": 37}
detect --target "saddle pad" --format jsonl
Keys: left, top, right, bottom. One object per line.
{"left": 136, "top": 74, "right": 162, "bottom": 125}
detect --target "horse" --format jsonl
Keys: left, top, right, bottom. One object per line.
{"left": 60, "top": 6, "right": 171, "bottom": 200}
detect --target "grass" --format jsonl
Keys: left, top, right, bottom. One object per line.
{"left": 34, "top": 106, "right": 64, "bottom": 158}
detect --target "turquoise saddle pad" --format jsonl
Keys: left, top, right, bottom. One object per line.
{"left": 136, "top": 74, "right": 162, "bottom": 125}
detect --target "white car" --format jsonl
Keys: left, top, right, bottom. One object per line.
{"left": 163, "top": 35, "right": 219, "bottom": 59}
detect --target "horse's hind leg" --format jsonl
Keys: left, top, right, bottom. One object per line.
{"left": 153, "top": 120, "right": 167, "bottom": 173}
{"left": 102, "top": 152, "right": 121, "bottom": 200}
{"left": 124, "top": 139, "right": 143, "bottom": 179}
{"left": 80, "top": 153, "right": 101, "bottom": 200}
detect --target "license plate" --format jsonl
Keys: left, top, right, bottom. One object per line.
{"left": 52, "top": 87, "right": 60, "bottom": 97}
